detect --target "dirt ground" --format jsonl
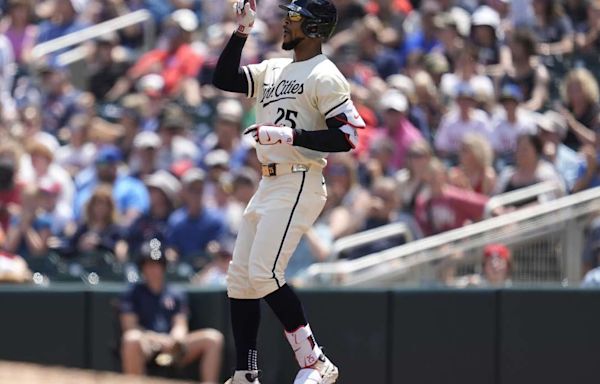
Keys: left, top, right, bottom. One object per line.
{"left": 0, "top": 361, "right": 195, "bottom": 384}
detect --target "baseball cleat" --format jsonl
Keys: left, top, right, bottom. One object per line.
{"left": 224, "top": 370, "right": 261, "bottom": 384}
{"left": 293, "top": 354, "right": 338, "bottom": 384}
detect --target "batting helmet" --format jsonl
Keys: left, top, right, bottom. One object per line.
{"left": 279, "top": 0, "right": 337, "bottom": 40}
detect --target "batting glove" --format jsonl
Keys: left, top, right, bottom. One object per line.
{"left": 234, "top": 0, "right": 256, "bottom": 36}
{"left": 244, "top": 124, "right": 294, "bottom": 145}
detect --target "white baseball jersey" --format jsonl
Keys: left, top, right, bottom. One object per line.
{"left": 242, "top": 54, "right": 356, "bottom": 168}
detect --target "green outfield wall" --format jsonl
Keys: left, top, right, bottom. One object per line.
{"left": 0, "top": 284, "right": 598, "bottom": 384}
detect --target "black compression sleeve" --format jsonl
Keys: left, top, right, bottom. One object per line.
{"left": 212, "top": 32, "right": 249, "bottom": 94}
{"left": 292, "top": 128, "right": 353, "bottom": 152}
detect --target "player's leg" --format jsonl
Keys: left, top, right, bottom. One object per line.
{"left": 247, "top": 172, "right": 337, "bottom": 382}
{"left": 180, "top": 328, "right": 224, "bottom": 383}
{"left": 120, "top": 329, "right": 151, "bottom": 375}
{"left": 226, "top": 212, "right": 262, "bottom": 383}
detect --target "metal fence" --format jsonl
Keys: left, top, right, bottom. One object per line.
{"left": 300, "top": 187, "right": 600, "bottom": 288}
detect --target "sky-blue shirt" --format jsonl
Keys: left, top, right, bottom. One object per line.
{"left": 74, "top": 174, "right": 150, "bottom": 220}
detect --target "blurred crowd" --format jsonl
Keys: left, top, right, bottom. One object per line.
{"left": 1, "top": 0, "right": 600, "bottom": 285}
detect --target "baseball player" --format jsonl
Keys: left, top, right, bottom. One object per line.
{"left": 212, "top": 0, "right": 365, "bottom": 383}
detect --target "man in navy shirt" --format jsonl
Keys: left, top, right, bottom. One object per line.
{"left": 120, "top": 240, "right": 224, "bottom": 382}
{"left": 165, "top": 168, "right": 228, "bottom": 266}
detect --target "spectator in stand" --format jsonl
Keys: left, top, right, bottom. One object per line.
{"left": 21, "top": 137, "right": 75, "bottom": 218}
{"left": 470, "top": 5, "right": 503, "bottom": 67}
{"left": 55, "top": 114, "right": 97, "bottom": 178}
{"left": 36, "top": 0, "right": 88, "bottom": 45}
{"left": 494, "top": 133, "right": 566, "bottom": 200}
{"left": 451, "top": 243, "right": 513, "bottom": 287}
{"left": 572, "top": 144, "right": 600, "bottom": 193}
{"left": 375, "top": 89, "right": 423, "bottom": 172}
{"left": 415, "top": 158, "right": 489, "bottom": 236}
{"left": 120, "top": 241, "right": 224, "bottom": 381}
{"left": 0, "top": 31, "right": 17, "bottom": 122}
{"left": 125, "top": 170, "right": 181, "bottom": 258}
{"left": 74, "top": 145, "right": 149, "bottom": 226}
{"left": 396, "top": 139, "right": 433, "bottom": 215}
{"left": 155, "top": 103, "right": 199, "bottom": 171}
{"left": 199, "top": 98, "right": 248, "bottom": 170}
{"left": 439, "top": 44, "right": 495, "bottom": 105}
{"left": 193, "top": 239, "right": 234, "bottom": 287}
{"left": 86, "top": 33, "right": 129, "bottom": 102}
{"left": 434, "top": 82, "right": 492, "bottom": 163}
{"left": 107, "top": 9, "right": 203, "bottom": 105}
{"left": 38, "top": 176, "right": 74, "bottom": 241}
{"left": 4, "top": 185, "right": 51, "bottom": 259}
{"left": 574, "top": 0, "right": 600, "bottom": 63}
{"left": 499, "top": 28, "right": 550, "bottom": 112}
{"left": 481, "top": 244, "right": 513, "bottom": 286}
{"left": 322, "top": 153, "right": 371, "bottom": 239}
{"left": 355, "top": 16, "right": 402, "bottom": 79}
{"left": 403, "top": 0, "right": 441, "bottom": 58}
{"left": 433, "top": 12, "right": 466, "bottom": 67}
{"left": 68, "top": 185, "right": 126, "bottom": 259}
{"left": 555, "top": 68, "right": 600, "bottom": 150}
{"left": 165, "top": 168, "right": 227, "bottom": 267}
{"left": 36, "top": 60, "right": 82, "bottom": 135}
{"left": 448, "top": 133, "right": 497, "bottom": 196}
{"left": 0, "top": 0, "right": 37, "bottom": 66}
{"left": 537, "top": 110, "right": 581, "bottom": 192}
{"left": 491, "top": 84, "right": 538, "bottom": 164}
{"left": 413, "top": 70, "right": 444, "bottom": 142}
{"left": 531, "top": 0, "right": 574, "bottom": 57}
{"left": 129, "top": 131, "right": 161, "bottom": 180}
{"left": 0, "top": 142, "right": 22, "bottom": 239}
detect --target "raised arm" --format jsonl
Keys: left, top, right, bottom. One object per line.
{"left": 212, "top": 0, "right": 256, "bottom": 94}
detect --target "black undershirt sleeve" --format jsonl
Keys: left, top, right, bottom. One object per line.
{"left": 292, "top": 115, "right": 354, "bottom": 152}
{"left": 212, "top": 33, "right": 249, "bottom": 94}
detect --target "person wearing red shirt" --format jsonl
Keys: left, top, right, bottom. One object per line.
{"left": 107, "top": 9, "right": 203, "bottom": 103}
{"left": 415, "top": 158, "right": 489, "bottom": 236}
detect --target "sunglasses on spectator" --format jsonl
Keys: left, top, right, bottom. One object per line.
{"left": 286, "top": 10, "right": 303, "bottom": 22}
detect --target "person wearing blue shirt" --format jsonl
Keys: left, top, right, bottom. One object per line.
{"left": 165, "top": 168, "right": 227, "bottom": 266}
{"left": 120, "top": 240, "right": 223, "bottom": 381}
{"left": 36, "top": 0, "right": 88, "bottom": 48}
{"left": 74, "top": 146, "right": 150, "bottom": 226}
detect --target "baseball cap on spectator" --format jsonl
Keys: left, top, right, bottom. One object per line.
{"left": 181, "top": 168, "right": 206, "bottom": 186}
{"left": 216, "top": 98, "right": 243, "bottom": 124}
{"left": 68, "top": 0, "right": 87, "bottom": 13}
{"left": 145, "top": 170, "right": 181, "bottom": 207}
{"left": 484, "top": 244, "right": 511, "bottom": 262}
{"left": 204, "top": 149, "right": 230, "bottom": 168}
{"left": 424, "top": 53, "right": 449, "bottom": 76}
{"left": 386, "top": 74, "right": 415, "bottom": 100}
{"left": 380, "top": 90, "right": 408, "bottom": 113}
{"left": 34, "top": 132, "right": 60, "bottom": 154}
{"left": 471, "top": 6, "right": 500, "bottom": 30}
{"left": 170, "top": 9, "right": 198, "bottom": 32}
{"left": 137, "top": 74, "right": 165, "bottom": 98}
{"left": 499, "top": 84, "right": 523, "bottom": 102}
{"left": 133, "top": 131, "right": 162, "bottom": 150}
{"left": 538, "top": 110, "right": 568, "bottom": 139}
{"left": 95, "top": 145, "right": 122, "bottom": 164}
{"left": 38, "top": 176, "right": 61, "bottom": 195}
{"left": 455, "top": 82, "right": 476, "bottom": 99}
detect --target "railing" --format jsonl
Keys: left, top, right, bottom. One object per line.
{"left": 31, "top": 9, "right": 155, "bottom": 61}
{"left": 482, "top": 181, "right": 562, "bottom": 218}
{"left": 330, "top": 222, "right": 413, "bottom": 260}
{"left": 300, "top": 187, "right": 600, "bottom": 287}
